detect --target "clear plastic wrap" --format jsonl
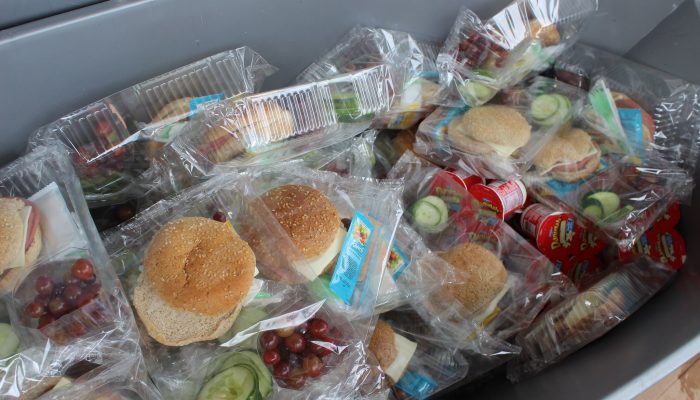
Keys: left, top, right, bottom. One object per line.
{"left": 507, "top": 256, "right": 675, "bottom": 381}
{"left": 28, "top": 47, "right": 276, "bottom": 208}
{"left": 0, "top": 146, "right": 143, "bottom": 399}
{"left": 371, "top": 128, "right": 419, "bottom": 179}
{"left": 105, "top": 169, "right": 397, "bottom": 399}
{"left": 297, "top": 26, "right": 440, "bottom": 130}
{"left": 164, "top": 65, "right": 394, "bottom": 176}
{"left": 387, "top": 152, "right": 573, "bottom": 349}
{"left": 435, "top": 0, "right": 597, "bottom": 107}
{"left": 415, "top": 77, "right": 584, "bottom": 179}
{"left": 300, "top": 130, "right": 378, "bottom": 178}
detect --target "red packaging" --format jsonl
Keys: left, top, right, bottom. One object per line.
{"left": 561, "top": 255, "right": 602, "bottom": 284}
{"left": 445, "top": 167, "right": 485, "bottom": 189}
{"left": 575, "top": 228, "right": 606, "bottom": 258}
{"left": 520, "top": 204, "right": 581, "bottom": 259}
{"left": 469, "top": 179, "right": 527, "bottom": 220}
{"left": 620, "top": 226, "right": 686, "bottom": 270}
{"left": 654, "top": 202, "right": 681, "bottom": 230}
{"left": 427, "top": 170, "right": 473, "bottom": 214}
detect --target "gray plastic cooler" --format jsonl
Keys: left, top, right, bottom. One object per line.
{"left": 0, "top": 0, "right": 698, "bottom": 398}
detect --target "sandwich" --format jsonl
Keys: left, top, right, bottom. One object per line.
{"left": 528, "top": 20, "right": 561, "bottom": 47}
{"left": 447, "top": 105, "right": 531, "bottom": 158}
{"left": 611, "top": 92, "right": 655, "bottom": 146}
{"left": 0, "top": 198, "right": 43, "bottom": 292}
{"left": 534, "top": 127, "right": 602, "bottom": 182}
{"left": 151, "top": 97, "right": 194, "bottom": 123}
{"left": 133, "top": 217, "right": 256, "bottom": 346}
{"left": 368, "top": 320, "right": 417, "bottom": 384}
{"left": 198, "top": 103, "right": 295, "bottom": 164}
{"left": 438, "top": 243, "right": 510, "bottom": 323}
{"left": 248, "top": 185, "right": 347, "bottom": 283}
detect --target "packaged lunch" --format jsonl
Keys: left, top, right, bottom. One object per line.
{"left": 28, "top": 47, "right": 276, "bottom": 210}
{"left": 415, "top": 77, "right": 584, "bottom": 179}
{"left": 372, "top": 128, "right": 419, "bottom": 178}
{"left": 297, "top": 26, "right": 441, "bottom": 130}
{"left": 0, "top": 146, "right": 144, "bottom": 399}
{"left": 105, "top": 166, "right": 400, "bottom": 399}
{"left": 508, "top": 256, "right": 675, "bottom": 381}
{"left": 435, "top": 0, "right": 597, "bottom": 107}
{"left": 163, "top": 65, "right": 394, "bottom": 178}
{"left": 300, "top": 130, "right": 378, "bottom": 178}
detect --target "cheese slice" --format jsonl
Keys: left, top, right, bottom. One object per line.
{"left": 490, "top": 143, "right": 521, "bottom": 158}
{"left": 293, "top": 227, "right": 347, "bottom": 281}
{"left": 6, "top": 206, "right": 32, "bottom": 270}
{"left": 474, "top": 275, "right": 513, "bottom": 325}
{"left": 385, "top": 332, "right": 418, "bottom": 383}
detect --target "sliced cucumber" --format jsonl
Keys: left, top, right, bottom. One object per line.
{"left": 531, "top": 94, "right": 572, "bottom": 126}
{"left": 582, "top": 204, "right": 604, "bottom": 220}
{"left": 584, "top": 191, "right": 621, "bottom": 217}
{"left": 460, "top": 81, "right": 496, "bottom": 105}
{"left": 218, "top": 308, "right": 268, "bottom": 348}
{"left": 603, "top": 205, "right": 634, "bottom": 223}
{"left": 219, "top": 351, "right": 272, "bottom": 397}
{"left": 197, "top": 365, "right": 257, "bottom": 400}
{"left": 411, "top": 196, "right": 449, "bottom": 232}
{"left": 0, "top": 323, "right": 19, "bottom": 359}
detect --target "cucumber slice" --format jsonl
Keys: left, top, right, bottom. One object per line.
{"left": 603, "top": 205, "right": 634, "bottom": 223}
{"left": 582, "top": 204, "right": 603, "bottom": 220}
{"left": 197, "top": 365, "right": 257, "bottom": 400}
{"left": 585, "top": 191, "right": 620, "bottom": 217}
{"left": 0, "top": 323, "right": 19, "bottom": 359}
{"left": 421, "top": 196, "right": 449, "bottom": 226}
{"left": 219, "top": 351, "right": 272, "bottom": 397}
{"left": 411, "top": 196, "right": 449, "bottom": 232}
{"left": 461, "top": 81, "right": 496, "bottom": 104}
{"left": 531, "top": 94, "right": 572, "bottom": 126}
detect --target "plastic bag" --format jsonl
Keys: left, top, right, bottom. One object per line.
{"left": 164, "top": 65, "right": 394, "bottom": 177}
{"left": 387, "top": 152, "right": 573, "bottom": 348}
{"left": 0, "top": 146, "right": 143, "bottom": 399}
{"left": 104, "top": 169, "right": 395, "bottom": 399}
{"left": 371, "top": 128, "right": 419, "bottom": 179}
{"left": 297, "top": 26, "right": 441, "bottom": 130}
{"left": 415, "top": 77, "right": 584, "bottom": 179}
{"left": 435, "top": 0, "right": 597, "bottom": 107}
{"left": 300, "top": 130, "right": 378, "bottom": 178}
{"left": 28, "top": 47, "right": 276, "bottom": 209}
{"left": 507, "top": 256, "right": 675, "bottom": 381}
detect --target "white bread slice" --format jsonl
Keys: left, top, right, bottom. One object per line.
{"left": 293, "top": 227, "right": 346, "bottom": 281}
{"left": 133, "top": 274, "right": 241, "bottom": 346}
{"left": 384, "top": 332, "right": 417, "bottom": 383}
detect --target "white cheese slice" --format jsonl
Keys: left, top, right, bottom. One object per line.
{"left": 490, "top": 143, "right": 521, "bottom": 158}
{"left": 293, "top": 227, "right": 347, "bottom": 281}
{"left": 385, "top": 332, "right": 418, "bottom": 383}
{"left": 473, "top": 275, "right": 513, "bottom": 325}
{"left": 6, "top": 206, "right": 32, "bottom": 269}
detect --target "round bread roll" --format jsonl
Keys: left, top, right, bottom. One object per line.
{"left": 134, "top": 217, "right": 255, "bottom": 346}
{"left": 0, "top": 198, "right": 43, "bottom": 293}
{"left": 369, "top": 320, "right": 397, "bottom": 371}
{"left": 439, "top": 243, "right": 508, "bottom": 315}
{"left": 534, "top": 128, "right": 601, "bottom": 182}
{"left": 447, "top": 117, "right": 494, "bottom": 155}
{"left": 452, "top": 105, "right": 531, "bottom": 155}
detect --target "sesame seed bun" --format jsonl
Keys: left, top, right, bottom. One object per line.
{"left": 134, "top": 217, "right": 255, "bottom": 346}
{"left": 447, "top": 118, "right": 494, "bottom": 155}
{"left": 0, "top": 199, "right": 26, "bottom": 270}
{"left": 449, "top": 105, "right": 531, "bottom": 155}
{"left": 439, "top": 243, "right": 508, "bottom": 315}
{"left": 0, "top": 198, "right": 43, "bottom": 293}
{"left": 369, "top": 320, "right": 397, "bottom": 371}
{"left": 534, "top": 128, "right": 602, "bottom": 182}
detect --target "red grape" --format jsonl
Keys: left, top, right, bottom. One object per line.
{"left": 38, "top": 314, "right": 55, "bottom": 329}
{"left": 326, "top": 326, "right": 343, "bottom": 344}
{"left": 64, "top": 273, "right": 82, "bottom": 286}
{"left": 273, "top": 362, "right": 291, "bottom": 379}
{"left": 302, "top": 355, "right": 323, "bottom": 378}
{"left": 275, "top": 327, "right": 295, "bottom": 338}
{"left": 64, "top": 284, "right": 82, "bottom": 304}
{"left": 308, "top": 318, "right": 329, "bottom": 339}
{"left": 25, "top": 301, "right": 45, "bottom": 318}
{"left": 48, "top": 297, "right": 70, "bottom": 317}
{"left": 285, "top": 368, "right": 306, "bottom": 389}
{"left": 285, "top": 333, "right": 306, "bottom": 353}
{"left": 35, "top": 275, "right": 54, "bottom": 296}
{"left": 51, "top": 283, "right": 66, "bottom": 298}
{"left": 259, "top": 331, "right": 280, "bottom": 350}
{"left": 212, "top": 211, "right": 227, "bottom": 223}
{"left": 309, "top": 341, "right": 333, "bottom": 357}
{"left": 76, "top": 293, "right": 94, "bottom": 308}
{"left": 263, "top": 349, "right": 281, "bottom": 365}
{"left": 84, "top": 283, "right": 101, "bottom": 298}
{"left": 34, "top": 295, "right": 50, "bottom": 308}
{"left": 69, "top": 322, "right": 87, "bottom": 337}
{"left": 71, "top": 259, "right": 95, "bottom": 281}
{"left": 296, "top": 321, "right": 309, "bottom": 335}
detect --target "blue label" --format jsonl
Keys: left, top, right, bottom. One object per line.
{"left": 417, "top": 71, "right": 440, "bottom": 79}
{"left": 395, "top": 371, "right": 438, "bottom": 400}
{"left": 386, "top": 244, "right": 409, "bottom": 281}
{"left": 618, "top": 108, "right": 645, "bottom": 161}
{"left": 189, "top": 93, "right": 225, "bottom": 113}
{"left": 329, "top": 210, "right": 374, "bottom": 304}
{"left": 545, "top": 159, "right": 609, "bottom": 196}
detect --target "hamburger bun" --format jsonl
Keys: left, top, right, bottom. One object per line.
{"left": 133, "top": 217, "right": 255, "bottom": 346}
{"left": 611, "top": 92, "right": 655, "bottom": 146}
{"left": 439, "top": 243, "right": 508, "bottom": 316}
{"left": 0, "top": 198, "right": 43, "bottom": 293}
{"left": 249, "top": 185, "right": 345, "bottom": 283}
{"left": 448, "top": 106, "right": 531, "bottom": 157}
{"left": 534, "top": 128, "right": 602, "bottom": 182}
{"left": 368, "top": 320, "right": 417, "bottom": 383}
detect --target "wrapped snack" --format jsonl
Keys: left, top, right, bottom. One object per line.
{"left": 388, "top": 153, "right": 573, "bottom": 348}
{"left": 435, "top": 0, "right": 597, "bottom": 107}
{"left": 28, "top": 47, "right": 275, "bottom": 210}
{"left": 415, "top": 77, "right": 583, "bottom": 179}
{"left": 372, "top": 128, "right": 419, "bottom": 178}
{"left": 0, "top": 146, "right": 143, "bottom": 399}
{"left": 508, "top": 257, "right": 675, "bottom": 381}
{"left": 297, "top": 26, "right": 440, "bottom": 130}
{"left": 369, "top": 312, "right": 469, "bottom": 400}
{"left": 165, "top": 65, "right": 394, "bottom": 176}
{"left": 105, "top": 170, "right": 394, "bottom": 399}
{"left": 300, "top": 130, "right": 378, "bottom": 178}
